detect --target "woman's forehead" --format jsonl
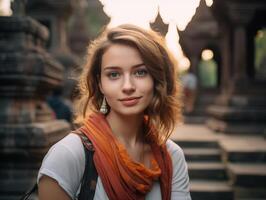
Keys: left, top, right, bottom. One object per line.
{"left": 101, "top": 44, "right": 144, "bottom": 69}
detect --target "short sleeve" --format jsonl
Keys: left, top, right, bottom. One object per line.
{"left": 37, "top": 134, "right": 85, "bottom": 200}
{"left": 166, "top": 140, "right": 191, "bottom": 200}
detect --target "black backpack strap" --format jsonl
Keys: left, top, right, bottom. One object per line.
{"left": 75, "top": 130, "right": 98, "bottom": 200}
{"left": 20, "top": 130, "right": 98, "bottom": 200}
{"left": 19, "top": 183, "right": 38, "bottom": 200}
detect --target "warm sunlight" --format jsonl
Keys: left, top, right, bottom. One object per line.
{"left": 179, "top": 57, "right": 191, "bottom": 72}
{"left": 99, "top": 0, "right": 158, "bottom": 29}
{"left": 158, "top": 0, "right": 200, "bottom": 31}
{"left": 1, "top": 0, "right": 205, "bottom": 72}
{"left": 205, "top": 0, "right": 213, "bottom": 7}
{"left": 98, "top": 0, "right": 202, "bottom": 72}
{"left": 0, "top": 0, "right": 12, "bottom": 16}
{"left": 165, "top": 22, "right": 190, "bottom": 71}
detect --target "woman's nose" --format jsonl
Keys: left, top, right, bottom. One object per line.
{"left": 122, "top": 74, "right": 136, "bottom": 94}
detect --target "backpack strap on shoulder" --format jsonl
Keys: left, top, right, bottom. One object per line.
{"left": 19, "top": 183, "right": 38, "bottom": 200}
{"left": 74, "top": 129, "right": 98, "bottom": 200}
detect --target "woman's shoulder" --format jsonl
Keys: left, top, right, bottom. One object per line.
{"left": 54, "top": 132, "right": 84, "bottom": 150}
{"left": 165, "top": 139, "right": 184, "bottom": 156}
{"left": 166, "top": 139, "right": 190, "bottom": 196}
{"left": 38, "top": 133, "right": 86, "bottom": 199}
{"left": 44, "top": 132, "right": 86, "bottom": 167}
{"left": 40, "top": 132, "right": 86, "bottom": 169}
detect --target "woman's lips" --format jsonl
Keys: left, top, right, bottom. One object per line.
{"left": 119, "top": 97, "right": 142, "bottom": 106}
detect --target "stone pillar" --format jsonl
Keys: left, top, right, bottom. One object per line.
{"left": 219, "top": 24, "right": 232, "bottom": 95}
{"left": 190, "top": 55, "right": 200, "bottom": 74}
{"left": 233, "top": 26, "right": 247, "bottom": 80}
{"left": 229, "top": 6, "right": 254, "bottom": 90}
{"left": 26, "top": 0, "right": 80, "bottom": 100}
{"left": 0, "top": 1, "right": 70, "bottom": 199}
{"left": 207, "top": 0, "right": 266, "bottom": 135}
{"left": 68, "top": 0, "right": 90, "bottom": 57}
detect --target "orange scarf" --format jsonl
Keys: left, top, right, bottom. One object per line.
{"left": 80, "top": 113, "right": 172, "bottom": 200}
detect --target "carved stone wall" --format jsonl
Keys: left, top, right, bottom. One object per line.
{"left": 26, "top": 0, "right": 81, "bottom": 100}
{"left": 0, "top": 1, "right": 70, "bottom": 199}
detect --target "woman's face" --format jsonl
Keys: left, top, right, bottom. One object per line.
{"left": 100, "top": 44, "right": 154, "bottom": 117}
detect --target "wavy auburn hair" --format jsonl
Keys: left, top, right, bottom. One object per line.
{"left": 74, "top": 24, "right": 182, "bottom": 144}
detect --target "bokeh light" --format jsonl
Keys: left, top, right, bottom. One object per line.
{"left": 201, "top": 49, "right": 214, "bottom": 61}
{"left": 179, "top": 57, "right": 191, "bottom": 71}
{"left": 205, "top": 0, "right": 213, "bottom": 7}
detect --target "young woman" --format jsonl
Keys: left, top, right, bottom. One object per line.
{"left": 38, "top": 24, "right": 191, "bottom": 200}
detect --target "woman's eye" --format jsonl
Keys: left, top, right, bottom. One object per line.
{"left": 107, "top": 71, "right": 120, "bottom": 79}
{"left": 135, "top": 69, "right": 148, "bottom": 77}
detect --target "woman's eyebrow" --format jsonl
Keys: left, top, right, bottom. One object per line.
{"left": 103, "top": 63, "right": 145, "bottom": 71}
{"left": 103, "top": 66, "right": 121, "bottom": 71}
{"left": 132, "top": 63, "right": 145, "bottom": 68}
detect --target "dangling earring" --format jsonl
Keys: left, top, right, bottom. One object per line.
{"left": 100, "top": 97, "right": 108, "bottom": 114}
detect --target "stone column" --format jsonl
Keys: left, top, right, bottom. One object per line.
{"left": 219, "top": 24, "right": 232, "bottom": 95}
{"left": 0, "top": 1, "right": 70, "bottom": 199}
{"left": 26, "top": 0, "right": 80, "bottom": 100}
{"left": 207, "top": 0, "right": 266, "bottom": 135}
{"left": 229, "top": 5, "right": 254, "bottom": 91}
{"left": 68, "top": 0, "right": 90, "bottom": 57}
{"left": 190, "top": 55, "right": 200, "bottom": 74}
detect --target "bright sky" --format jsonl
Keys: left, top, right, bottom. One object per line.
{"left": 158, "top": 0, "right": 200, "bottom": 31}
{"left": 99, "top": 0, "right": 213, "bottom": 71}
{"left": 99, "top": 0, "right": 158, "bottom": 29}
{"left": 0, "top": 0, "right": 12, "bottom": 16}
{"left": 0, "top": 0, "right": 213, "bottom": 71}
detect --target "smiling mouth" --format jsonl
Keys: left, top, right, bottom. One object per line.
{"left": 119, "top": 96, "right": 142, "bottom": 101}
{"left": 119, "top": 96, "right": 142, "bottom": 106}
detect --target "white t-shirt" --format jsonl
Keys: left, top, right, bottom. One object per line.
{"left": 37, "top": 133, "right": 191, "bottom": 200}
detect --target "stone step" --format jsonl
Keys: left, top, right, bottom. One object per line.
{"left": 189, "top": 106, "right": 214, "bottom": 116}
{"left": 0, "top": 194, "right": 37, "bottom": 200}
{"left": 216, "top": 95, "right": 266, "bottom": 108}
{"left": 219, "top": 140, "right": 266, "bottom": 163}
{"left": 189, "top": 94, "right": 218, "bottom": 116}
{"left": 195, "top": 94, "right": 217, "bottom": 105}
{"left": 188, "top": 162, "right": 227, "bottom": 180}
{"left": 234, "top": 186, "right": 266, "bottom": 200}
{"left": 0, "top": 169, "right": 38, "bottom": 180}
{"left": 0, "top": 179, "right": 35, "bottom": 194}
{"left": 206, "top": 118, "right": 266, "bottom": 135}
{"left": 227, "top": 163, "right": 266, "bottom": 187}
{"left": 183, "top": 148, "right": 221, "bottom": 162}
{"left": 222, "top": 150, "right": 266, "bottom": 163}
{"left": 236, "top": 199, "right": 266, "bottom": 200}
{"left": 219, "top": 133, "right": 266, "bottom": 165}
{"left": 190, "top": 180, "right": 233, "bottom": 200}
{"left": 174, "top": 140, "right": 219, "bottom": 148}
{"left": 207, "top": 105, "right": 266, "bottom": 121}
{"left": 184, "top": 116, "right": 207, "bottom": 124}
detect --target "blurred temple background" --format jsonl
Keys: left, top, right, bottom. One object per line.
{"left": 0, "top": 0, "right": 265, "bottom": 199}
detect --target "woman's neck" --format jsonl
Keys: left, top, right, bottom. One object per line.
{"left": 106, "top": 112, "right": 144, "bottom": 147}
